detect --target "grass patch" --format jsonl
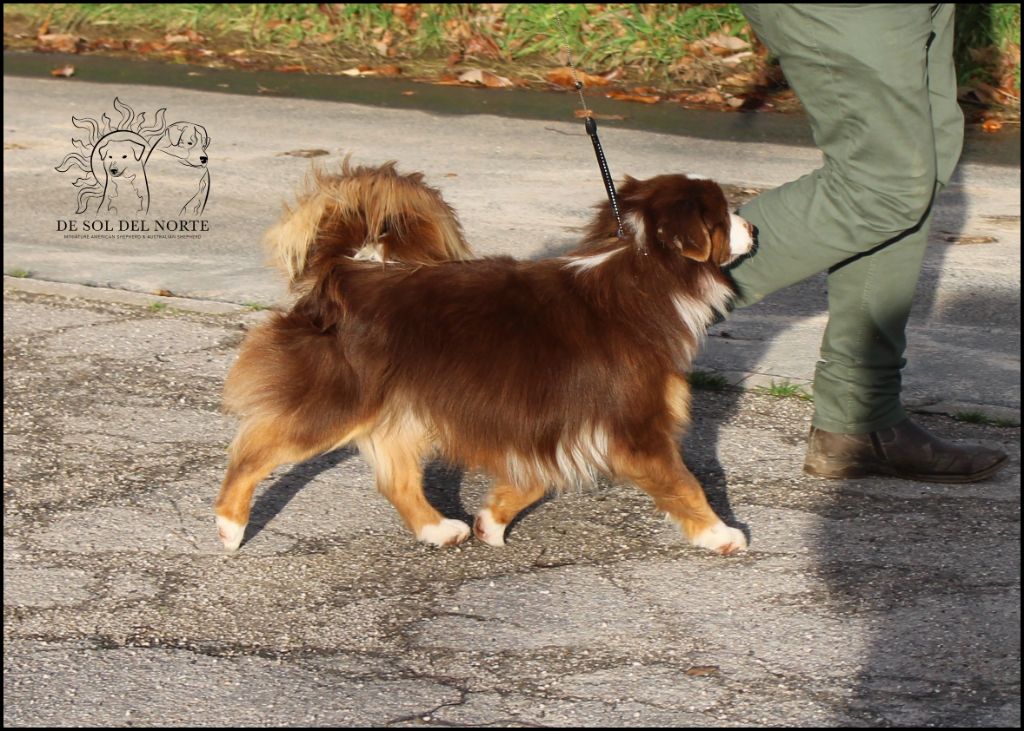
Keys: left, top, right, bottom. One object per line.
{"left": 148, "top": 301, "right": 168, "bottom": 312}
{"left": 754, "top": 379, "right": 812, "bottom": 402}
{"left": 3, "top": 3, "right": 754, "bottom": 87}
{"left": 688, "top": 369, "right": 730, "bottom": 391}
{"left": 953, "top": 410, "right": 1020, "bottom": 428}
{"left": 4, "top": 3, "right": 751, "bottom": 67}
{"left": 954, "top": 3, "right": 1021, "bottom": 93}
{"left": 3, "top": 4, "right": 1017, "bottom": 116}
{"left": 5, "top": 268, "right": 33, "bottom": 278}
{"left": 242, "top": 301, "right": 270, "bottom": 311}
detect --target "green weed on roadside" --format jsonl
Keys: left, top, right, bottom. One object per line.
{"left": 754, "top": 379, "right": 813, "bottom": 402}
{"left": 953, "top": 410, "right": 1020, "bottom": 428}
{"left": 688, "top": 369, "right": 730, "bottom": 391}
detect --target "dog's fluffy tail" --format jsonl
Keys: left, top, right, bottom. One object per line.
{"left": 265, "top": 159, "right": 472, "bottom": 291}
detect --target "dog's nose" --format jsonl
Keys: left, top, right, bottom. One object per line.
{"left": 200, "top": 156, "right": 208, "bottom": 164}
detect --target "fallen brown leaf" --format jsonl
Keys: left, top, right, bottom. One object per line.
{"left": 704, "top": 31, "right": 749, "bottom": 54}
{"left": 164, "top": 33, "right": 191, "bottom": 45}
{"left": 341, "top": 65, "right": 379, "bottom": 77}
{"left": 376, "top": 64, "right": 403, "bottom": 77}
{"left": 274, "top": 65, "right": 306, "bottom": 73}
{"left": 464, "top": 34, "right": 502, "bottom": 59}
{"left": 36, "top": 33, "right": 84, "bottom": 54}
{"left": 606, "top": 90, "right": 661, "bottom": 104}
{"left": 721, "top": 51, "right": 754, "bottom": 67}
{"left": 391, "top": 4, "right": 420, "bottom": 30}
{"left": 89, "top": 38, "right": 126, "bottom": 51}
{"left": 722, "top": 73, "right": 754, "bottom": 87}
{"left": 942, "top": 233, "right": 998, "bottom": 245}
{"left": 680, "top": 89, "right": 726, "bottom": 106}
{"left": 277, "top": 149, "right": 330, "bottom": 158}
{"left": 137, "top": 40, "right": 171, "bottom": 53}
{"left": 458, "top": 68, "right": 514, "bottom": 88}
{"left": 50, "top": 65, "right": 75, "bottom": 78}
{"left": 546, "top": 66, "right": 614, "bottom": 88}
{"left": 982, "top": 118, "right": 1004, "bottom": 133}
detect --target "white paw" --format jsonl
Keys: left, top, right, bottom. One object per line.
{"left": 473, "top": 509, "right": 507, "bottom": 547}
{"left": 216, "top": 515, "right": 246, "bottom": 553}
{"left": 417, "top": 518, "right": 471, "bottom": 547}
{"left": 690, "top": 522, "right": 747, "bottom": 555}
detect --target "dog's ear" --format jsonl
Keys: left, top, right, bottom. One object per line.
{"left": 193, "top": 124, "right": 210, "bottom": 147}
{"left": 653, "top": 199, "right": 714, "bottom": 261}
{"left": 167, "top": 125, "right": 185, "bottom": 146}
{"left": 676, "top": 214, "right": 713, "bottom": 262}
{"left": 679, "top": 225, "right": 712, "bottom": 264}
{"left": 129, "top": 140, "right": 145, "bottom": 161}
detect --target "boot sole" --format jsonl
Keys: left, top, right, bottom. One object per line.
{"left": 804, "top": 454, "right": 1009, "bottom": 484}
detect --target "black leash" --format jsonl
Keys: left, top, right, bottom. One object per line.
{"left": 557, "top": 15, "right": 625, "bottom": 239}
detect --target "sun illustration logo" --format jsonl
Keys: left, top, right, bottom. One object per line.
{"left": 55, "top": 97, "right": 211, "bottom": 218}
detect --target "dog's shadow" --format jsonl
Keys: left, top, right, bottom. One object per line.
{"left": 245, "top": 447, "right": 357, "bottom": 545}
{"left": 243, "top": 450, "right": 558, "bottom": 547}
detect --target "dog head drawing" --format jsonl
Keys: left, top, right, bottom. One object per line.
{"left": 98, "top": 137, "right": 146, "bottom": 178}
{"left": 156, "top": 122, "right": 210, "bottom": 167}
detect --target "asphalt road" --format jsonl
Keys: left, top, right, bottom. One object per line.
{"left": 3, "top": 69, "right": 1021, "bottom": 727}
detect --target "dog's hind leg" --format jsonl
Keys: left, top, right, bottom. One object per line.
{"left": 612, "top": 444, "right": 746, "bottom": 555}
{"left": 357, "top": 419, "right": 470, "bottom": 547}
{"left": 474, "top": 482, "right": 548, "bottom": 546}
{"left": 215, "top": 418, "right": 357, "bottom": 552}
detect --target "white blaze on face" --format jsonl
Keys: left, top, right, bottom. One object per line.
{"left": 728, "top": 213, "right": 754, "bottom": 259}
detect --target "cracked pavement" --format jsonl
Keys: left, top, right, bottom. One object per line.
{"left": 3, "top": 289, "right": 1019, "bottom": 726}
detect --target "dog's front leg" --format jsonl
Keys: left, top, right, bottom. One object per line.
{"left": 612, "top": 446, "right": 747, "bottom": 555}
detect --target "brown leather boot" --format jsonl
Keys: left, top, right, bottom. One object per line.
{"left": 804, "top": 418, "right": 1008, "bottom": 483}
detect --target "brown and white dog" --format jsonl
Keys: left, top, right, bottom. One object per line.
{"left": 216, "top": 162, "right": 754, "bottom": 555}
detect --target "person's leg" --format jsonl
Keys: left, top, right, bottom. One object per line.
{"left": 731, "top": 4, "right": 1005, "bottom": 481}
{"left": 811, "top": 4, "right": 965, "bottom": 433}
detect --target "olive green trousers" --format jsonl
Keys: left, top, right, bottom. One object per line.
{"left": 729, "top": 4, "right": 964, "bottom": 433}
